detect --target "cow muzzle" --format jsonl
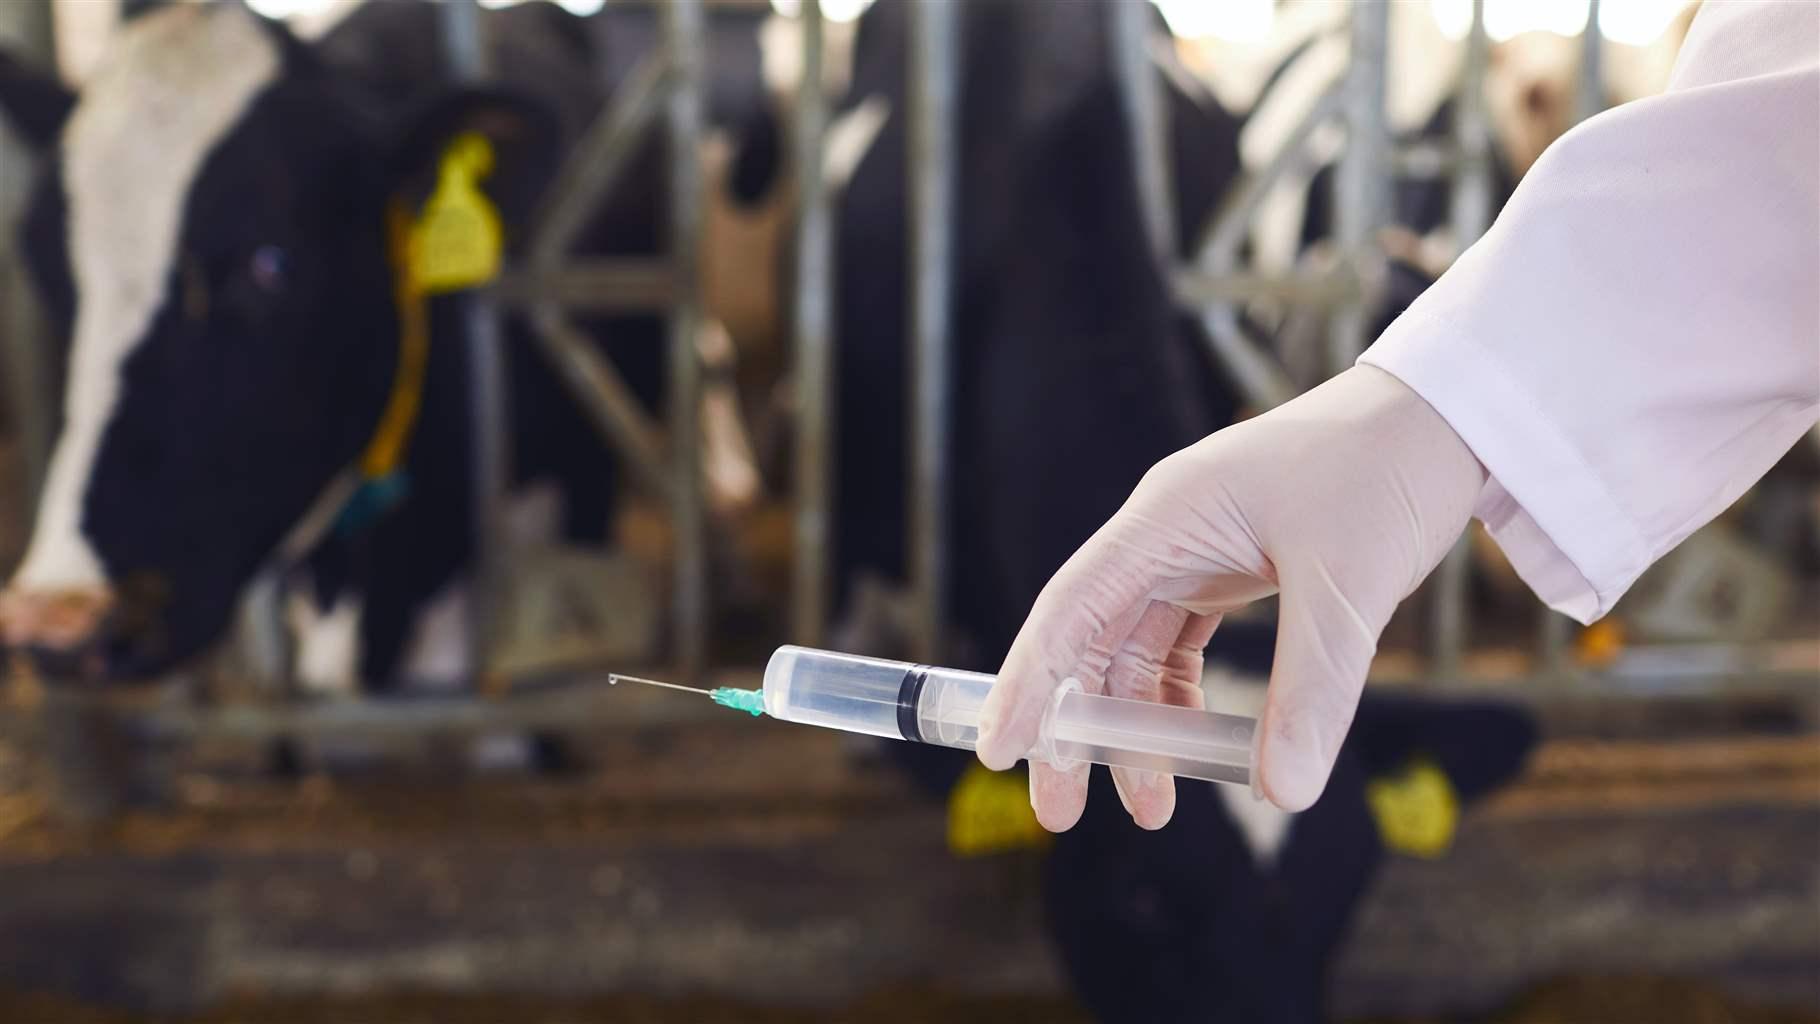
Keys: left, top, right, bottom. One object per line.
{"left": 0, "top": 585, "right": 118, "bottom": 679}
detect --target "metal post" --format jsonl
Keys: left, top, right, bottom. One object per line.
{"left": 1112, "top": 0, "right": 1174, "bottom": 268}
{"left": 1328, "top": 0, "right": 1391, "bottom": 373}
{"left": 439, "top": 0, "right": 510, "bottom": 690}
{"left": 0, "top": 0, "right": 56, "bottom": 506}
{"left": 664, "top": 0, "right": 708, "bottom": 680}
{"left": 1576, "top": 0, "right": 1605, "bottom": 125}
{"left": 1449, "top": 4, "right": 1493, "bottom": 250}
{"left": 1539, "top": 0, "right": 1602, "bottom": 676}
{"left": 1538, "top": 604, "right": 1574, "bottom": 676}
{"left": 237, "top": 570, "right": 293, "bottom": 692}
{"left": 791, "top": 0, "right": 834, "bottom": 647}
{"left": 1430, "top": 0, "right": 1492, "bottom": 684}
{"left": 439, "top": 0, "right": 488, "bottom": 80}
{"left": 907, "top": 0, "right": 958, "bottom": 664}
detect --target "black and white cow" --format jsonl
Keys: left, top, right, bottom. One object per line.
{"left": 754, "top": 0, "right": 1249, "bottom": 674}
{"left": 0, "top": 0, "right": 764, "bottom": 690}
{"left": 1050, "top": 681, "right": 1536, "bottom": 1024}
{"left": 734, "top": 5, "right": 1538, "bottom": 1021}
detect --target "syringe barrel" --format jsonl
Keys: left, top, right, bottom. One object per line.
{"left": 761, "top": 646, "right": 1254, "bottom": 786}
{"left": 760, "top": 646, "right": 917, "bottom": 740}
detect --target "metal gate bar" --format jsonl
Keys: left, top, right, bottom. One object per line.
{"left": 436, "top": 0, "right": 513, "bottom": 692}
{"left": 1328, "top": 0, "right": 1391, "bottom": 372}
{"left": 907, "top": 0, "right": 960, "bottom": 664}
{"left": 663, "top": 0, "right": 709, "bottom": 680}
{"left": 1113, "top": 0, "right": 1176, "bottom": 268}
{"left": 791, "top": 0, "right": 835, "bottom": 647}
{"left": 1430, "top": 0, "right": 1494, "bottom": 683}
{"left": 0, "top": 0, "right": 56, "bottom": 510}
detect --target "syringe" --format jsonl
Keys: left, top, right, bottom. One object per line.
{"left": 611, "top": 645, "right": 1255, "bottom": 787}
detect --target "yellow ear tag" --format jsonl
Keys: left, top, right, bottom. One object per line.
{"left": 947, "top": 763, "right": 1051, "bottom": 858}
{"left": 1577, "top": 618, "right": 1624, "bottom": 668}
{"left": 408, "top": 132, "right": 503, "bottom": 295}
{"left": 1366, "top": 755, "right": 1460, "bottom": 859}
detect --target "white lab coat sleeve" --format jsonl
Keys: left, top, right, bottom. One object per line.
{"left": 1359, "top": 0, "right": 1820, "bottom": 623}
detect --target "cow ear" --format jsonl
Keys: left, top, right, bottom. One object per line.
{"left": 385, "top": 89, "right": 562, "bottom": 227}
{"left": 0, "top": 51, "right": 74, "bottom": 150}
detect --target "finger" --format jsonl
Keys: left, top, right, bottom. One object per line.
{"left": 1107, "top": 611, "right": 1219, "bottom": 829}
{"left": 1025, "top": 598, "right": 1150, "bottom": 832}
{"left": 1256, "top": 567, "right": 1385, "bottom": 811}
{"left": 1029, "top": 759, "right": 1093, "bottom": 833}
{"left": 977, "top": 531, "right": 1158, "bottom": 771}
{"left": 1104, "top": 601, "right": 1190, "bottom": 830}
{"left": 1157, "top": 612, "right": 1220, "bottom": 710}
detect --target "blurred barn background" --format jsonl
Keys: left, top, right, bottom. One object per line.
{"left": 0, "top": 0, "right": 1813, "bottom": 1021}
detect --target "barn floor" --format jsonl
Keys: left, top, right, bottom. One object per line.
{"left": 0, "top": 691, "right": 1815, "bottom": 1024}
{"left": 0, "top": 446, "right": 1813, "bottom": 1022}
{"left": 0, "top": 980, "right": 1811, "bottom": 1024}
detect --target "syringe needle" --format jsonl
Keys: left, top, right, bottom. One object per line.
{"left": 607, "top": 673, "right": 715, "bottom": 696}
{"left": 609, "top": 673, "right": 767, "bottom": 717}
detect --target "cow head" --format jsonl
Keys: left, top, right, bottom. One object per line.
{"left": 0, "top": 3, "right": 550, "bottom": 681}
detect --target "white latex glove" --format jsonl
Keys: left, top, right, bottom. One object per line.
{"left": 975, "top": 366, "right": 1486, "bottom": 828}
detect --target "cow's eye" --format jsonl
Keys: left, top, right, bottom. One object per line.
{"left": 249, "top": 245, "right": 287, "bottom": 294}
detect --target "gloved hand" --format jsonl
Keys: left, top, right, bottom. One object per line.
{"left": 975, "top": 365, "right": 1486, "bottom": 828}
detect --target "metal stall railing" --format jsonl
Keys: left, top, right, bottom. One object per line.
{"left": 1327, "top": 0, "right": 1392, "bottom": 374}
{"left": 484, "top": 0, "right": 710, "bottom": 682}
{"left": 1133, "top": 0, "right": 1517, "bottom": 689}
{"left": 791, "top": 0, "right": 834, "bottom": 648}
{"left": 438, "top": 0, "right": 513, "bottom": 694}
{"left": 1112, "top": 0, "right": 1175, "bottom": 271}
{"left": 1128, "top": 0, "right": 1812, "bottom": 699}
{"left": 663, "top": 0, "right": 709, "bottom": 681}
{"left": 0, "top": 0, "right": 55, "bottom": 515}
{"left": 906, "top": 0, "right": 959, "bottom": 664}
{"left": 245, "top": 0, "right": 714, "bottom": 696}
{"left": 1536, "top": 0, "right": 1606, "bottom": 677}
{"left": 1428, "top": 0, "right": 1492, "bottom": 684}
{"left": 11, "top": 0, "right": 1811, "bottom": 821}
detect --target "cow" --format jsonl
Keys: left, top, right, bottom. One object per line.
{"left": 1050, "top": 675, "right": 1536, "bottom": 1024}
{"left": 732, "top": 4, "right": 1538, "bottom": 1021}
{"left": 726, "top": 0, "right": 1247, "bottom": 676}
{"left": 0, "top": 0, "right": 767, "bottom": 694}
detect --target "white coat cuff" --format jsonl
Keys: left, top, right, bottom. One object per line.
{"left": 1360, "top": 309, "right": 1653, "bottom": 623}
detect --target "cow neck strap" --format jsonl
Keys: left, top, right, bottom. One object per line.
{"left": 329, "top": 201, "right": 430, "bottom": 537}
{"left": 338, "top": 132, "right": 502, "bottom": 536}
{"left": 359, "top": 200, "right": 432, "bottom": 483}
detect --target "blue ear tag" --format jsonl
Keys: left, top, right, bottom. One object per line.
{"left": 334, "top": 472, "right": 411, "bottom": 537}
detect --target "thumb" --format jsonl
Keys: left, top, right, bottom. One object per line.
{"left": 977, "top": 537, "right": 1157, "bottom": 771}
{"left": 1256, "top": 564, "right": 1390, "bottom": 811}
